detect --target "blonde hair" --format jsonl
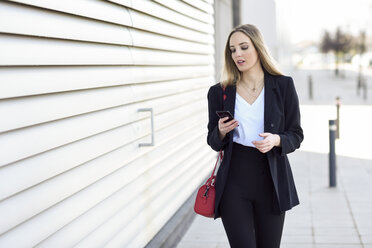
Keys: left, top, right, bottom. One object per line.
{"left": 220, "top": 24, "right": 283, "bottom": 87}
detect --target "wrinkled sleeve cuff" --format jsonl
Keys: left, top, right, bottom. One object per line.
{"left": 211, "top": 125, "right": 229, "bottom": 151}
{"left": 273, "top": 134, "right": 287, "bottom": 157}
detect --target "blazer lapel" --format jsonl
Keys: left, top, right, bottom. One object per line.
{"left": 223, "top": 84, "right": 236, "bottom": 116}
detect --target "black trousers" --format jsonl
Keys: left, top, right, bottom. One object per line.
{"left": 220, "top": 142, "right": 285, "bottom": 248}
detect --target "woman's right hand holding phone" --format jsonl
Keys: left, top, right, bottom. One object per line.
{"left": 218, "top": 117, "right": 239, "bottom": 140}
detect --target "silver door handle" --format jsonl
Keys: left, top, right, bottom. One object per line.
{"left": 138, "top": 108, "right": 155, "bottom": 147}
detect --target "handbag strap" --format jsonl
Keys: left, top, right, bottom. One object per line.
{"left": 207, "top": 150, "right": 223, "bottom": 187}
{"left": 211, "top": 150, "right": 223, "bottom": 176}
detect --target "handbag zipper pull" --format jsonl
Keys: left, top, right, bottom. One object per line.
{"left": 203, "top": 186, "right": 210, "bottom": 197}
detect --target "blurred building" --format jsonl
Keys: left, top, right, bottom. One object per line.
{"left": 240, "top": 0, "right": 293, "bottom": 72}
{"left": 0, "top": 0, "right": 234, "bottom": 247}
{"left": 241, "top": 0, "right": 278, "bottom": 58}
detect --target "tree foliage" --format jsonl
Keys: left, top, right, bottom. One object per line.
{"left": 356, "top": 31, "right": 366, "bottom": 55}
{"left": 319, "top": 27, "right": 363, "bottom": 75}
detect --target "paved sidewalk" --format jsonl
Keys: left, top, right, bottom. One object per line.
{"left": 177, "top": 69, "right": 372, "bottom": 248}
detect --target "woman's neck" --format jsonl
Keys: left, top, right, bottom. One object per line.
{"left": 240, "top": 64, "right": 264, "bottom": 87}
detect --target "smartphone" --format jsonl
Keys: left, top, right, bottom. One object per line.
{"left": 216, "top": 110, "right": 234, "bottom": 122}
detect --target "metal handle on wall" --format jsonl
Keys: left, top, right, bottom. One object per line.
{"left": 138, "top": 108, "right": 155, "bottom": 147}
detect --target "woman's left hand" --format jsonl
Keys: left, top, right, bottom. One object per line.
{"left": 252, "top": 133, "right": 280, "bottom": 153}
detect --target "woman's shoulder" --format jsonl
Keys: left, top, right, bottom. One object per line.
{"left": 207, "top": 82, "right": 226, "bottom": 103}
{"left": 271, "top": 74, "right": 295, "bottom": 89}
{"left": 210, "top": 82, "right": 223, "bottom": 90}
{"left": 208, "top": 82, "right": 224, "bottom": 94}
{"left": 271, "top": 74, "right": 293, "bottom": 83}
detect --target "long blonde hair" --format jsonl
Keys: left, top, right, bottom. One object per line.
{"left": 220, "top": 24, "right": 283, "bottom": 87}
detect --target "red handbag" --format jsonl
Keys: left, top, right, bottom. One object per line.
{"left": 194, "top": 150, "right": 223, "bottom": 218}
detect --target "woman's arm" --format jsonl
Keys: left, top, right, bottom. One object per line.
{"left": 206, "top": 86, "right": 229, "bottom": 151}
{"left": 275, "top": 77, "right": 304, "bottom": 156}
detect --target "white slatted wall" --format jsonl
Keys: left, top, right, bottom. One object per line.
{"left": 0, "top": 0, "right": 216, "bottom": 247}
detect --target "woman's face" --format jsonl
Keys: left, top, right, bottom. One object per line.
{"left": 229, "top": 31, "right": 260, "bottom": 72}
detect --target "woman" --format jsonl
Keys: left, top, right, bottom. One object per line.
{"left": 206, "top": 24, "right": 304, "bottom": 247}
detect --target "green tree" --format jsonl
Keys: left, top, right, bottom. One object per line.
{"left": 320, "top": 31, "right": 333, "bottom": 54}
{"left": 320, "top": 27, "right": 353, "bottom": 76}
{"left": 356, "top": 30, "right": 366, "bottom": 55}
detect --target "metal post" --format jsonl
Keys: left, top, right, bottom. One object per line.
{"left": 308, "top": 75, "right": 313, "bottom": 100}
{"left": 232, "top": 0, "right": 241, "bottom": 27}
{"left": 329, "top": 120, "right": 337, "bottom": 187}
{"left": 335, "top": 97, "right": 340, "bottom": 139}
{"left": 357, "top": 73, "right": 362, "bottom": 96}
{"left": 363, "top": 78, "right": 368, "bottom": 100}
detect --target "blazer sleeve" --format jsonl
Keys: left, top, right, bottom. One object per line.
{"left": 276, "top": 77, "right": 304, "bottom": 156}
{"left": 207, "top": 85, "right": 229, "bottom": 151}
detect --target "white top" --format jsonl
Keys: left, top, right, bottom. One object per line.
{"left": 233, "top": 88, "right": 265, "bottom": 147}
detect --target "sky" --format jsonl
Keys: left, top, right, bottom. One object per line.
{"left": 287, "top": 0, "right": 372, "bottom": 44}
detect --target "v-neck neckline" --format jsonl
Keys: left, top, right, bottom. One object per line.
{"left": 236, "top": 87, "right": 264, "bottom": 107}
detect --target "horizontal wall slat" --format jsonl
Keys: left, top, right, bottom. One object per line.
{"left": 130, "top": 9, "right": 213, "bottom": 44}
{"left": 107, "top": 0, "right": 132, "bottom": 8}
{"left": 131, "top": 28, "right": 213, "bottom": 54}
{"left": 0, "top": 92, "right": 207, "bottom": 199}
{"left": 0, "top": 76, "right": 212, "bottom": 133}
{"left": 131, "top": 47, "right": 214, "bottom": 65}
{"left": 0, "top": 65, "right": 214, "bottom": 99}
{"left": 153, "top": 0, "right": 214, "bottom": 24}
{"left": 0, "top": 34, "right": 213, "bottom": 66}
{"left": 181, "top": 0, "right": 214, "bottom": 14}
{"left": 0, "top": 1, "right": 132, "bottom": 46}
{"left": 0, "top": 121, "right": 208, "bottom": 245}
{"left": 130, "top": 0, "right": 213, "bottom": 34}
{"left": 8, "top": 0, "right": 132, "bottom": 26}
{"left": 0, "top": 34, "right": 132, "bottom": 66}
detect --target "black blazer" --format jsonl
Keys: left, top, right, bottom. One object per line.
{"left": 207, "top": 69, "right": 304, "bottom": 219}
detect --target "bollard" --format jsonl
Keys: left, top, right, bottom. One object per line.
{"left": 357, "top": 73, "right": 362, "bottom": 96}
{"left": 329, "top": 120, "right": 337, "bottom": 187}
{"left": 308, "top": 75, "right": 313, "bottom": 100}
{"left": 363, "top": 78, "right": 368, "bottom": 100}
{"left": 335, "top": 97, "right": 340, "bottom": 139}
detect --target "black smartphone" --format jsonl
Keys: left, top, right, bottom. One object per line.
{"left": 216, "top": 110, "right": 234, "bottom": 122}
